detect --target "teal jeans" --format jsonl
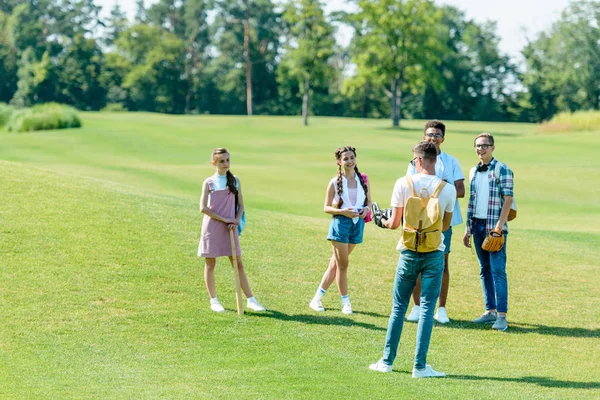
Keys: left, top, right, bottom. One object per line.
{"left": 382, "top": 250, "right": 444, "bottom": 369}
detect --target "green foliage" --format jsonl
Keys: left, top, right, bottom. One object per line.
{"left": 4, "top": 102, "right": 81, "bottom": 132}
{"left": 418, "top": 7, "right": 516, "bottom": 121}
{"left": 539, "top": 110, "right": 600, "bottom": 133}
{"left": 112, "top": 24, "right": 187, "bottom": 114}
{"left": 0, "top": 0, "right": 598, "bottom": 121}
{"left": 521, "top": 1, "right": 600, "bottom": 122}
{"left": 279, "top": 0, "right": 336, "bottom": 125}
{"left": 100, "top": 103, "right": 127, "bottom": 112}
{"left": 0, "top": 102, "right": 14, "bottom": 125}
{"left": 349, "top": 0, "right": 446, "bottom": 126}
{"left": 0, "top": 10, "right": 18, "bottom": 103}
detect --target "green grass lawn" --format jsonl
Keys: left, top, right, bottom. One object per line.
{"left": 0, "top": 113, "right": 598, "bottom": 399}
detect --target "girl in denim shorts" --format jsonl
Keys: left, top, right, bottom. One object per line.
{"left": 309, "top": 146, "right": 372, "bottom": 314}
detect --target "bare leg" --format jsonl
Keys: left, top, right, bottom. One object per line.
{"left": 438, "top": 254, "right": 450, "bottom": 307}
{"left": 331, "top": 242, "right": 356, "bottom": 296}
{"left": 229, "top": 255, "right": 253, "bottom": 298}
{"left": 204, "top": 258, "right": 217, "bottom": 298}
{"left": 318, "top": 255, "right": 338, "bottom": 290}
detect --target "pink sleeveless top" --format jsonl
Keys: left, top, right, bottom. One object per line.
{"left": 198, "top": 180, "right": 241, "bottom": 258}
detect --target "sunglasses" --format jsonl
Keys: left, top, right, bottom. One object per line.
{"left": 425, "top": 133, "right": 444, "bottom": 139}
{"left": 410, "top": 156, "right": 422, "bottom": 166}
{"left": 475, "top": 144, "right": 492, "bottom": 150}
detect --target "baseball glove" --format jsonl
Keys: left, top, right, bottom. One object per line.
{"left": 482, "top": 228, "right": 504, "bottom": 252}
{"left": 371, "top": 202, "right": 392, "bottom": 229}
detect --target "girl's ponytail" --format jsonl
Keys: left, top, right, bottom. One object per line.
{"left": 355, "top": 166, "right": 368, "bottom": 206}
{"left": 225, "top": 170, "right": 238, "bottom": 195}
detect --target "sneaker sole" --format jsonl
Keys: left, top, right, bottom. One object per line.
{"left": 369, "top": 365, "right": 392, "bottom": 373}
{"left": 309, "top": 304, "right": 325, "bottom": 312}
{"left": 492, "top": 326, "right": 508, "bottom": 332}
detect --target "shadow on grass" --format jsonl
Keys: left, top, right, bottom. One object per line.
{"left": 250, "top": 309, "right": 386, "bottom": 332}
{"left": 351, "top": 310, "right": 390, "bottom": 318}
{"left": 439, "top": 319, "right": 599, "bottom": 338}
{"left": 450, "top": 374, "right": 600, "bottom": 390}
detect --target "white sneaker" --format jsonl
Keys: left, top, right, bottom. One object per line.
{"left": 246, "top": 298, "right": 265, "bottom": 311}
{"left": 369, "top": 359, "right": 392, "bottom": 373}
{"left": 210, "top": 301, "right": 225, "bottom": 313}
{"left": 434, "top": 307, "right": 450, "bottom": 324}
{"left": 309, "top": 299, "right": 325, "bottom": 312}
{"left": 406, "top": 305, "right": 420, "bottom": 322}
{"left": 412, "top": 365, "right": 446, "bottom": 378}
{"left": 341, "top": 302, "right": 353, "bottom": 314}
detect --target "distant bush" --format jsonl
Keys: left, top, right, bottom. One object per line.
{"left": 4, "top": 103, "right": 82, "bottom": 133}
{"left": 539, "top": 110, "right": 600, "bottom": 133}
{"left": 0, "top": 102, "right": 14, "bottom": 126}
{"left": 100, "top": 103, "right": 127, "bottom": 112}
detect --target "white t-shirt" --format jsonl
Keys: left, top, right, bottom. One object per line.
{"left": 473, "top": 170, "right": 490, "bottom": 219}
{"left": 391, "top": 174, "right": 457, "bottom": 252}
{"left": 406, "top": 151, "right": 464, "bottom": 226}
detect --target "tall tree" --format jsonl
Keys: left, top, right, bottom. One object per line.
{"left": 212, "top": 0, "right": 280, "bottom": 115}
{"left": 56, "top": 35, "right": 106, "bottom": 110}
{"left": 111, "top": 24, "right": 187, "bottom": 113}
{"left": 104, "top": 2, "right": 129, "bottom": 47}
{"left": 419, "top": 7, "right": 515, "bottom": 121}
{"left": 279, "top": 0, "right": 335, "bottom": 125}
{"left": 522, "top": 0, "right": 600, "bottom": 121}
{"left": 0, "top": 10, "right": 18, "bottom": 102}
{"left": 350, "top": 0, "right": 445, "bottom": 127}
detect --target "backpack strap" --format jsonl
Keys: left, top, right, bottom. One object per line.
{"left": 431, "top": 180, "right": 447, "bottom": 198}
{"left": 405, "top": 176, "right": 418, "bottom": 197}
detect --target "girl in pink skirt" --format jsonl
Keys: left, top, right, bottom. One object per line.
{"left": 199, "top": 148, "right": 265, "bottom": 313}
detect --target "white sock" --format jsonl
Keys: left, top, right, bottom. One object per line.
{"left": 341, "top": 295, "right": 350, "bottom": 305}
{"left": 210, "top": 297, "right": 219, "bottom": 304}
{"left": 247, "top": 296, "right": 256, "bottom": 303}
{"left": 314, "top": 287, "right": 326, "bottom": 301}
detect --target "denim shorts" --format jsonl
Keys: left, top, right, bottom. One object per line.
{"left": 442, "top": 226, "right": 452, "bottom": 254}
{"left": 327, "top": 216, "right": 364, "bottom": 244}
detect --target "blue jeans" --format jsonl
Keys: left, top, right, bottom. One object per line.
{"left": 472, "top": 219, "right": 508, "bottom": 313}
{"left": 382, "top": 250, "right": 444, "bottom": 369}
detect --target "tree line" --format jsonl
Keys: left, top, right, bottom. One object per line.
{"left": 1, "top": 0, "right": 599, "bottom": 126}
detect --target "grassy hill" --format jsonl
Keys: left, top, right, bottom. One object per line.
{"left": 0, "top": 113, "right": 598, "bottom": 399}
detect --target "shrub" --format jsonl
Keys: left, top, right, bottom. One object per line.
{"left": 100, "top": 103, "right": 127, "bottom": 112}
{"left": 539, "top": 110, "right": 600, "bottom": 133}
{"left": 4, "top": 103, "right": 82, "bottom": 133}
{"left": 0, "top": 102, "right": 14, "bottom": 126}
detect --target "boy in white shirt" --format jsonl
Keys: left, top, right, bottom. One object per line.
{"left": 405, "top": 120, "right": 465, "bottom": 324}
{"left": 369, "top": 142, "right": 456, "bottom": 378}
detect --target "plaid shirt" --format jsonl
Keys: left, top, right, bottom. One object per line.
{"left": 466, "top": 158, "right": 514, "bottom": 235}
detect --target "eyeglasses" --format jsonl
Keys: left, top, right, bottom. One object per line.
{"left": 425, "top": 133, "right": 444, "bottom": 139}
{"left": 475, "top": 144, "right": 492, "bottom": 150}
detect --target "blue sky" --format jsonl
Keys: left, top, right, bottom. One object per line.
{"left": 95, "top": 0, "right": 571, "bottom": 61}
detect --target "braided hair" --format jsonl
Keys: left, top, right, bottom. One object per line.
{"left": 211, "top": 148, "right": 238, "bottom": 195}
{"left": 334, "top": 146, "right": 368, "bottom": 208}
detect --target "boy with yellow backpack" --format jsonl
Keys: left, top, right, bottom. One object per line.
{"left": 369, "top": 142, "right": 456, "bottom": 378}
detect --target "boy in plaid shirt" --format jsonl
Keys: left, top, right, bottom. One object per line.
{"left": 463, "top": 133, "right": 514, "bottom": 331}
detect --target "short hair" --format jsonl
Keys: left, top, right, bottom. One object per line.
{"left": 412, "top": 141, "right": 437, "bottom": 163}
{"left": 474, "top": 133, "right": 494, "bottom": 146}
{"left": 424, "top": 120, "right": 445, "bottom": 137}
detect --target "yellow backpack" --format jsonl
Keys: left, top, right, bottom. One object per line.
{"left": 402, "top": 177, "right": 446, "bottom": 253}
